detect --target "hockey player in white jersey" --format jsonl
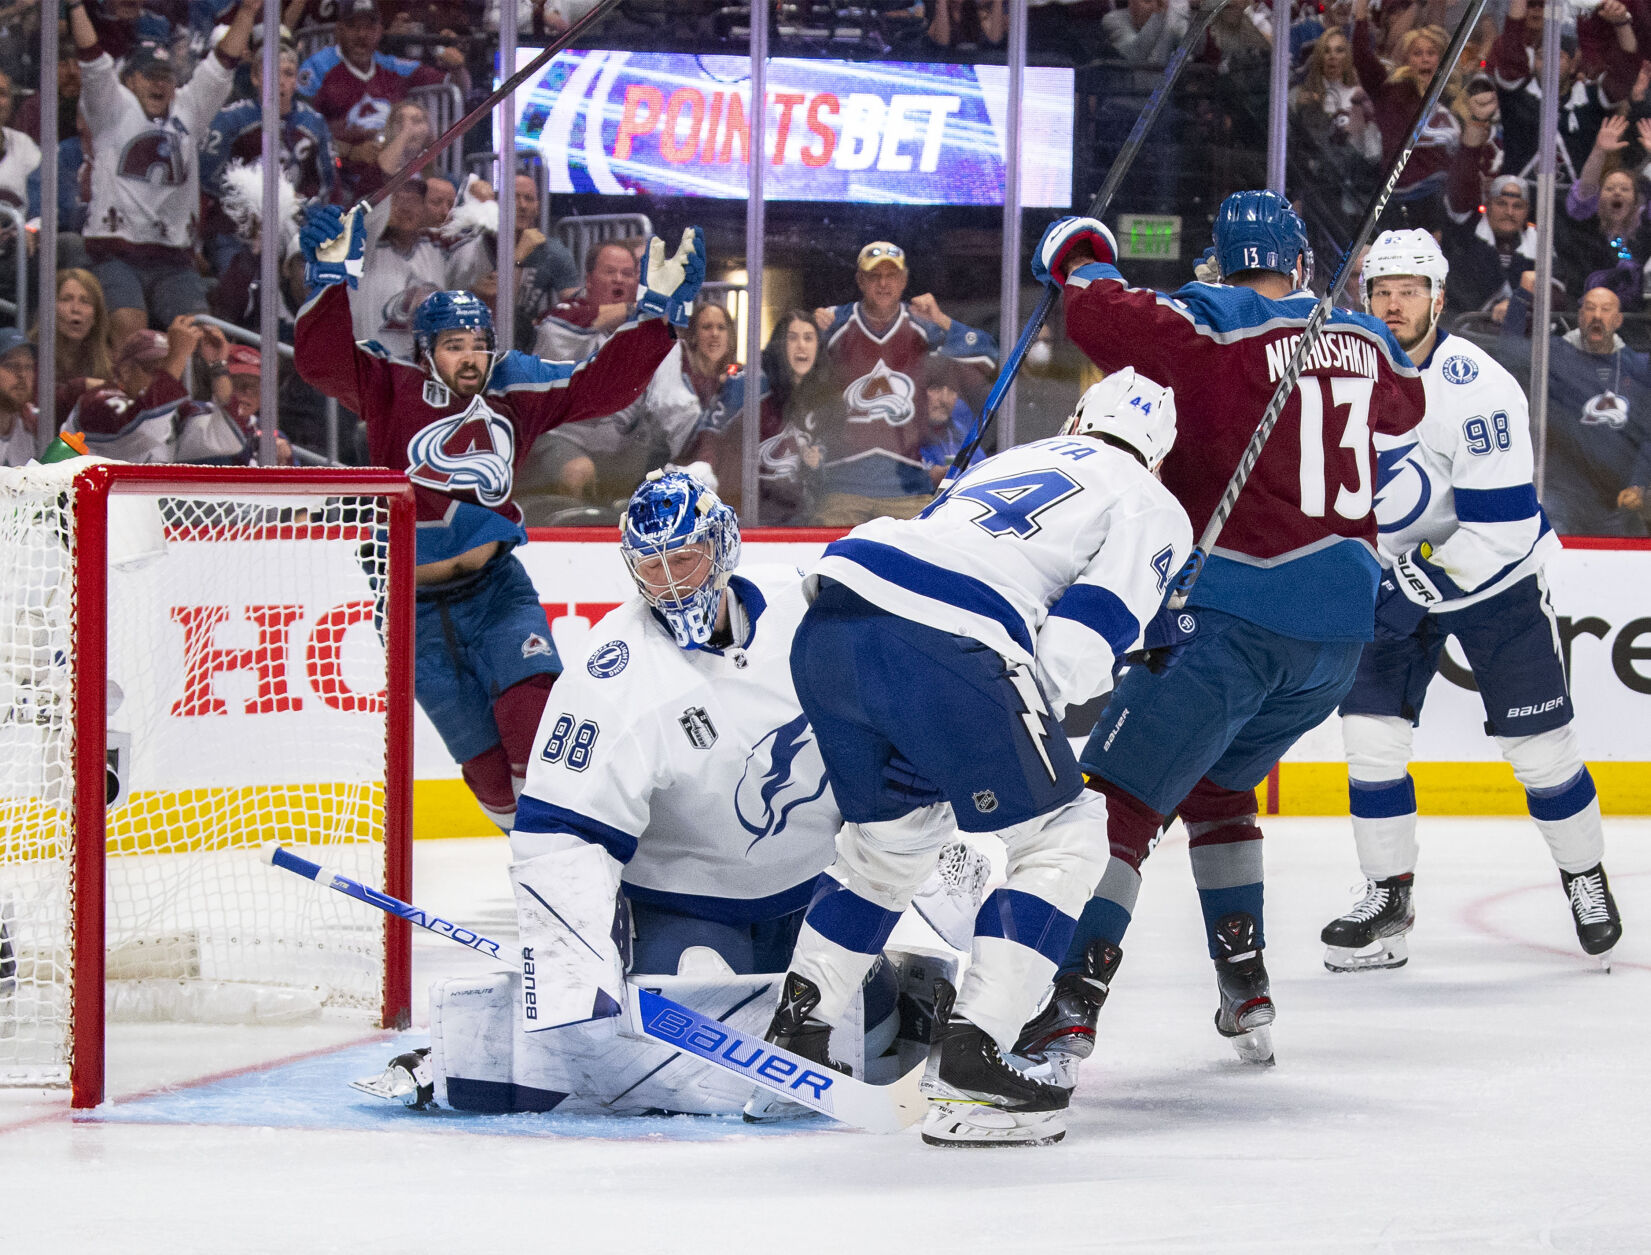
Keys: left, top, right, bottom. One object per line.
{"left": 769, "top": 370, "right": 1194, "bottom": 1147}
{"left": 1325, "top": 230, "right": 1623, "bottom": 971}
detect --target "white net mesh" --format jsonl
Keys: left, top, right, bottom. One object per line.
{"left": 0, "top": 463, "right": 403, "bottom": 1089}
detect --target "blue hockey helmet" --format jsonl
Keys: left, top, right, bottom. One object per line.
{"left": 1212, "top": 190, "right": 1312, "bottom": 286}
{"left": 620, "top": 470, "right": 742, "bottom": 650}
{"left": 413, "top": 290, "right": 496, "bottom": 364}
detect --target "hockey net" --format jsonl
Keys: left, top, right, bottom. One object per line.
{"left": 0, "top": 462, "right": 414, "bottom": 1107}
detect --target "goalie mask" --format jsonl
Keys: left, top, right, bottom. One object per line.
{"left": 621, "top": 470, "right": 742, "bottom": 650}
{"left": 1060, "top": 368, "right": 1178, "bottom": 472}
{"left": 1361, "top": 228, "right": 1449, "bottom": 336}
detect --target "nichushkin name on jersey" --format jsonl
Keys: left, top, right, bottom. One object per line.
{"left": 1264, "top": 332, "right": 1380, "bottom": 383}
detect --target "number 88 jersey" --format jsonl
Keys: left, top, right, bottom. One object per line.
{"left": 1375, "top": 332, "right": 1560, "bottom": 609}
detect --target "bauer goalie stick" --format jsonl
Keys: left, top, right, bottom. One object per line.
{"left": 265, "top": 843, "right": 927, "bottom": 1134}
{"left": 1166, "top": 0, "right": 1491, "bottom": 610}
{"left": 945, "top": 0, "right": 1237, "bottom": 480}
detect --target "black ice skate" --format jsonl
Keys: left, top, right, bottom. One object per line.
{"left": 920, "top": 980, "right": 1070, "bottom": 1147}
{"left": 1010, "top": 940, "right": 1123, "bottom": 1089}
{"left": 1560, "top": 864, "right": 1623, "bottom": 970}
{"left": 350, "top": 1046, "right": 435, "bottom": 1109}
{"left": 1321, "top": 874, "right": 1415, "bottom": 973}
{"left": 1211, "top": 912, "right": 1275, "bottom": 1066}
{"left": 743, "top": 972, "right": 849, "bottom": 1122}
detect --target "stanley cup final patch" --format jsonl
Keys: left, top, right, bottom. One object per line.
{"left": 679, "top": 706, "right": 718, "bottom": 749}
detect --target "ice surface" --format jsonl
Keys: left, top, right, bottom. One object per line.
{"left": 4, "top": 820, "right": 1647, "bottom": 1254}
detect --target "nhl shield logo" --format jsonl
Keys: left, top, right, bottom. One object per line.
{"left": 972, "top": 789, "right": 999, "bottom": 814}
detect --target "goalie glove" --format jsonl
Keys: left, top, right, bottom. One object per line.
{"left": 637, "top": 225, "right": 707, "bottom": 327}
{"left": 300, "top": 202, "right": 365, "bottom": 291}
{"left": 1031, "top": 216, "right": 1118, "bottom": 288}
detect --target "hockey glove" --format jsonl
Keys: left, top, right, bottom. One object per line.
{"left": 1373, "top": 570, "right": 1430, "bottom": 640}
{"left": 300, "top": 202, "right": 365, "bottom": 291}
{"left": 1391, "top": 542, "right": 1461, "bottom": 608}
{"left": 1031, "top": 216, "right": 1118, "bottom": 288}
{"left": 1126, "top": 605, "right": 1198, "bottom": 675}
{"left": 1169, "top": 549, "right": 1204, "bottom": 599}
{"left": 637, "top": 225, "right": 707, "bottom": 327}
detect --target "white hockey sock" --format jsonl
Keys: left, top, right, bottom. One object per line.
{"left": 1348, "top": 776, "right": 1419, "bottom": 881}
{"left": 1526, "top": 769, "right": 1606, "bottom": 874}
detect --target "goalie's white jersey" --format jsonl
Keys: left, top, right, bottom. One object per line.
{"left": 513, "top": 565, "right": 837, "bottom": 922}
{"left": 812, "top": 436, "right": 1193, "bottom": 715}
{"left": 1375, "top": 332, "right": 1560, "bottom": 609}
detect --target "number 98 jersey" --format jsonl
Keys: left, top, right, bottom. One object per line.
{"left": 1375, "top": 332, "right": 1560, "bottom": 609}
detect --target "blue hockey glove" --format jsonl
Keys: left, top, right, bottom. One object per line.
{"left": 1169, "top": 549, "right": 1204, "bottom": 599}
{"left": 301, "top": 202, "right": 365, "bottom": 291}
{"left": 1126, "top": 605, "right": 1198, "bottom": 675}
{"left": 637, "top": 225, "right": 706, "bottom": 327}
{"left": 1031, "top": 216, "right": 1118, "bottom": 288}
{"left": 1373, "top": 570, "right": 1430, "bottom": 640}
{"left": 883, "top": 751, "right": 944, "bottom": 808}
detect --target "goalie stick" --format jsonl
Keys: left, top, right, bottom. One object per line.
{"left": 1167, "top": 0, "right": 1491, "bottom": 609}
{"left": 946, "top": 0, "right": 1237, "bottom": 479}
{"left": 265, "top": 844, "right": 926, "bottom": 1133}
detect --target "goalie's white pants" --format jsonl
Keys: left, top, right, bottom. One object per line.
{"left": 791, "top": 789, "right": 1109, "bottom": 1052}
{"left": 1342, "top": 715, "right": 1604, "bottom": 878}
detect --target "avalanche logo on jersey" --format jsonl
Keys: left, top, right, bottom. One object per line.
{"left": 1442, "top": 356, "right": 1479, "bottom": 385}
{"left": 843, "top": 359, "right": 916, "bottom": 427}
{"left": 1373, "top": 442, "right": 1433, "bottom": 534}
{"left": 118, "top": 126, "right": 190, "bottom": 187}
{"left": 735, "top": 713, "right": 829, "bottom": 851}
{"left": 405, "top": 397, "right": 516, "bottom": 507}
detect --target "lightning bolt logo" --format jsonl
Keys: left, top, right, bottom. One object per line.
{"left": 1006, "top": 664, "right": 1059, "bottom": 783}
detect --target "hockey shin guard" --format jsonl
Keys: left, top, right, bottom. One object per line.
{"left": 1182, "top": 779, "right": 1264, "bottom": 961}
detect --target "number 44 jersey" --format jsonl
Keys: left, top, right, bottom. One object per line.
{"left": 1060, "top": 262, "right": 1427, "bottom": 641}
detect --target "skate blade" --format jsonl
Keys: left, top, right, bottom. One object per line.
{"left": 919, "top": 1100, "right": 1066, "bottom": 1147}
{"left": 349, "top": 1067, "right": 430, "bottom": 1108}
{"left": 1226, "top": 1025, "right": 1275, "bottom": 1067}
{"left": 1595, "top": 948, "right": 1614, "bottom": 974}
{"left": 741, "top": 1089, "right": 818, "bottom": 1123}
{"left": 1324, "top": 935, "right": 1409, "bottom": 973}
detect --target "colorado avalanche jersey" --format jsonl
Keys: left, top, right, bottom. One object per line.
{"left": 513, "top": 567, "right": 837, "bottom": 924}
{"left": 295, "top": 47, "right": 445, "bottom": 140}
{"left": 293, "top": 282, "right": 675, "bottom": 564}
{"left": 812, "top": 436, "right": 1193, "bottom": 714}
{"left": 201, "top": 99, "right": 337, "bottom": 206}
{"left": 1062, "top": 262, "right": 1427, "bottom": 640}
{"left": 817, "top": 303, "right": 997, "bottom": 497}
{"left": 1374, "top": 332, "right": 1560, "bottom": 608}
{"left": 79, "top": 43, "right": 236, "bottom": 257}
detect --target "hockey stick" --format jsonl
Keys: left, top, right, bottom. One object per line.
{"left": 366, "top": 0, "right": 625, "bottom": 209}
{"left": 1166, "top": 0, "right": 1490, "bottom": 609}
{"left": 265, "top": 843, "right": 926, "bottom": 1133}
{"left": 945, "top": 0, "right": 1236, "bottom": 480}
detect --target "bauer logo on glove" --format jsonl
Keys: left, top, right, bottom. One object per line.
{"left": 637, "top": 225, "right": 708, "bottom": 328}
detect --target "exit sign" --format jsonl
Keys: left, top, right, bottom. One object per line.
{"left": 1118, "top": 214, "right": 1181, "bottom": 261}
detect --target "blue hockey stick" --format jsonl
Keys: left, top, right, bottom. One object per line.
{"left": 945, "top": 0, "right": 1236, "bottom": 481}
{"left": 265, "top": 843, "right": 926, "bottom": 1132}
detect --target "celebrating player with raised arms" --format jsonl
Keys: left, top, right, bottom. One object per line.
{"left": 766, "top": 370, "right": 1193, "bottom": 1147}
{"left": 294, "top": 202, "right": 704, "bottom": 831}
{"left": 1014, "top": 192, "right": 1427, "bottom": 1076}
{"left": 1323, "top": 229, "right": 1623, "bottom": 971}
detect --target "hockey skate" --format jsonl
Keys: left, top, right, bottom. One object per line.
{"left": 920, "top": 981, "right": 1070, "bottom": 1147}
{"left": 350, "top": 1046, "right": 435, "bottom": 1109}
{"left": 1211, "top": 913, "right": 1275, "bottom": 1066}
{"left": 1010, "top": 940, "right": 1123, "bottom": 1090}
{"left": 909, "top": 841, "right": 993, "bottom": 951}
{"left": 1561, "top": 864, "right": 1623, "bottom": 970}
{"left": 743, "top": 972, "right": 850, "bottom": 1122}
{"left": 1321, "top": 874, "right": 1414, "bottom": 973}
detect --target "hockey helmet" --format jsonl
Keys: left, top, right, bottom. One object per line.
{"left": 1060, "top": 367, "right": 1177, "bottom": 472}
{"left": 413, "top": 290, "right": 496, "bottom": 364}
{"left": 620, "top": 469, "right": 742, "bottom": 650}
{"left": 1211, "top": 190, "right": 1312, "bottom": 286}
{"left": 1361, "top": 228, "right": 1449, "bottom": 319}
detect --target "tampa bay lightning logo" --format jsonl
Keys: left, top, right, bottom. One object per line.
{"left": 735, "top": 713, "right": 829, "bottom": 851}
{"left": 586, "top": 641, "right": 629, "bottom": 678}
{"left": 1373, "top": 442, "right": 1431, "bottom": 534}
{"left": 404, "top": 398, "right": 516, "bottom": 508}
{"left": 1442, "top": 355, "right": 1479, "bottom": 385}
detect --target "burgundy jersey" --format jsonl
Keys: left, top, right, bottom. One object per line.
{"left": 295, "top": 46, "right": 445, "bottom": 142}
{"left": 1062, "top": 263, "right": 1426, "bottom": 640}
{"left": 294, "top": 282, "right": 675, "bottom": 564}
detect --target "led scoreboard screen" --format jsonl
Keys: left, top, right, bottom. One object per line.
{"left": 511, "top": 50, "right": 1075, "bottom": 207}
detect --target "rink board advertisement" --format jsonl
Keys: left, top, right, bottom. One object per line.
{"left": 399, "top": 535, "right": 1651, "bottom": 832}
{"left": 509, "top": 49, "right": 1075, "bottom": 206}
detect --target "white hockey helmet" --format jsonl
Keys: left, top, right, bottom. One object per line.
{"left": 1060, "top": 368, "right": 1177, "bottom": 472}
{"left": 1361, "top": 229, "right": 1449, "bottom": 316}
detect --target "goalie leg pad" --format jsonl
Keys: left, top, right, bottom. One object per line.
{"left": 510, "top": 845, "right": 628, "bottom": 1031}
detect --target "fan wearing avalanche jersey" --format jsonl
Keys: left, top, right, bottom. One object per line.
{"left": 809, "top": 241, "right": 998, "bottom": 525}
{"left": 295, "top": 201, "right": 704, "bottom": 830}
{"left": 1321, "top": 230, "right": 1623, "bottom": 973}
{"left": 1016, "top": 192, "right": 1426, "bottom": 1075}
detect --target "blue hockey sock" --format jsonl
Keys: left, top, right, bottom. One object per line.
{"left": 1056, "top": 856, "right": 1139, "bottom": 974}
{"left": 1187, "top": 836, "right": 1265, "bottom": 960}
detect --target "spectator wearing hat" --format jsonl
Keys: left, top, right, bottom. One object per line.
{"left": 110, "top": 314, "right": 227, "bottom": 410}
{"left": 90, "top": 0, "right": 174, "bottom": 62}
{"left": 69, "top": 0, "right": 262, "bottom": 348}
{"left": 1444, "top": 171, "right": 1545, "bottom": 320}
{"left": 0, "top": 327, "right": 38, "bottom": 466}
{"left": 804, "top": 240, "right": 997, "bottom": 526}
{"left": 296, "top": 0, "right": 461, "bottom": 202}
